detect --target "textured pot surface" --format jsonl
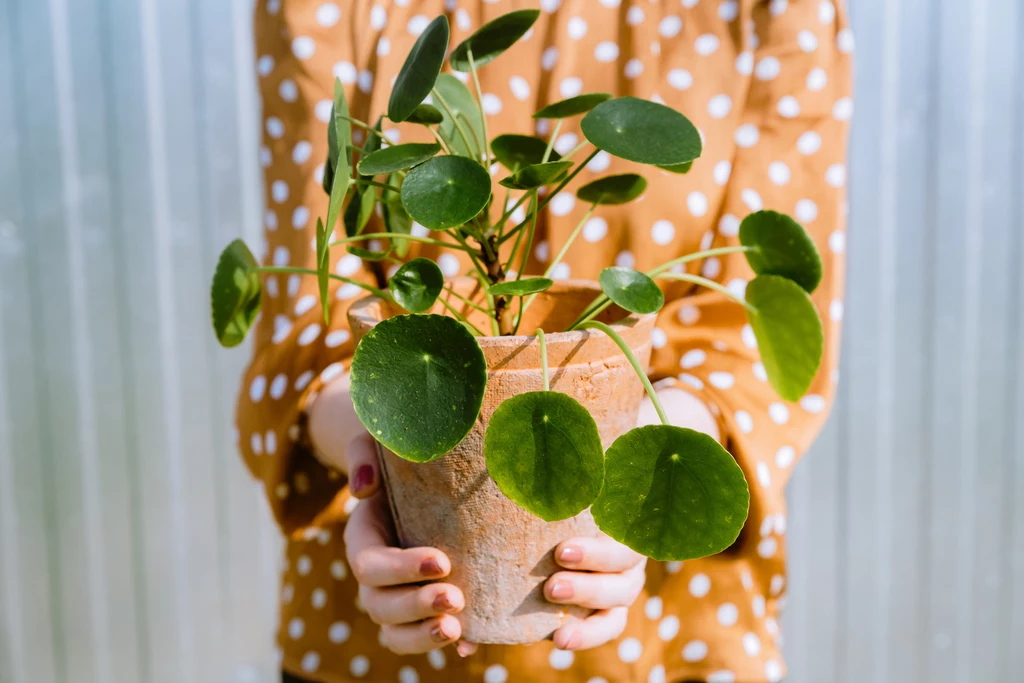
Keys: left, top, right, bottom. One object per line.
{"left": 348, "top": 278, "right": 655, "bottom": 644}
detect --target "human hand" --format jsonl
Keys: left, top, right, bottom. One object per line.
{"left": 544, "top": 534, "right": 647, "bottom": 650}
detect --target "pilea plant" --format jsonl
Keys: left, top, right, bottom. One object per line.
{"left": 211, "top": 9, "right": 824, "bottom": 562}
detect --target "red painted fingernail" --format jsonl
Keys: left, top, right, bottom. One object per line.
{"left": 351, "top": 464, "right": 375, "bottom": 493}
{"left": 420, "top": 558, "right": 443, "bottom": 577}
{"left": 558, "top": 546, "right": 582, "bottom": 566}
{"left": 549, "top": 580, "right": 573, "bottom": 600}
{"left": 431, "top": 623, "right": 451, "bottom": 642}
{"left": 433, "top": 592, "right": 453, "bottom": 612}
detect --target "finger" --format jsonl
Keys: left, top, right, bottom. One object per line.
{"left": 360, "top": 582, "right": 464, "bottom": 625}
{"left": 379, "top": 614, "right": 461, "bottom": 655}
{"left": 554, "top": 535, "right": 644, "bottom": 573}
{"left": 346, "top": 432, "right": 381, "bottom": 499}
{"left": 456, "top": 641, "right": 478, "bottom": 658}
{"left": 545, "top": 562, "right": 646, "bottom": 609}
{"left": 552, "top": 606, "right": 628, "bottom": 651}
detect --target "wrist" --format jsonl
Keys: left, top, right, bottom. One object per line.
{"left": 307, "top": 372, "right": 364, "bottom": 475}
{"left": 637, "top": 381, "right": 721, "bottom": 442}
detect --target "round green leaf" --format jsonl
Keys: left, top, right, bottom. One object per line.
{"left": 598, "top": 267, "right": 664, "bottom": 315}
{"left": 581, "top": 97, "right": 702, "bottom": 166}
{"left": 405, "top": 103, "right": 445, "bottom": 125}
{"left": 210, "top": 239, "right": 262, "bottom": 347}
{"left": 350, "top": 314, "right": 487, "bottom": 463}
{"left": 488, "top": 277, "right": 554, "bottom": 297}
{"left": 484, "top": 391, "right": 604, "bottom": 522}
{"left": 593, "top": 425, "right": 750, "bottom": 561}
{"left": 449, "top": 9, "right": 540, "bottom": 71}
{"left": 491, "top": 134, "right": 560, "bottom": 171}
{"left": 576, "top": 173, "right": 647, "bottom": 205}
{"left": 400, "top": 155, "right": 491, "bottom": 230}
{"left": 388, "top": 257, "right": 444, "bottom": 313}
{"left": 745, "top": 275, "right": 824, "bottom": 402}
{"left": 388, "top": 15, "right": 449, "bottom": 122}
{"left": 533, "top": 93, "right": 612, "bottom": 119}
{"left": 658, "top": 160, "right": 693, "bottom": 174}
{"left": 357, "top": 142, "right": 442, "bottom": 176}
{"left": 499, "top": 160, "right": 573, "bottom": 190}
{"left": 433, "top": 74, "right": 485, "bottom": 158}
{"left": 739, "top": 210, "right": 823, "bottom": 294}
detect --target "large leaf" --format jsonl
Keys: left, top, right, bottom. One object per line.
{"left": 449, "top": 9, "right": 540, "bottom": 71}
{"left": 533, "top": 93, "right": 612, "bottom": 119}
{"left": 598, "top": 267, "right": 664, "bottom": 315}
{"left": 593, "top": 425, "right": 749, "bottom": 561}
{"left": 576, "top": 173, "right": 647, "bottom": 205}
{"left": 488, "top": 277, "right": 553, "bottom": 297}
{"left": 484, "top": 391, "right": 604, "bottom": 522}
{"left": 745, "top": 275, "right": 824, "bottom": 401}
{"left": 388, "top": 258, "right": 444, "bottom": 313}
{"left": 210, "top": 239, "right": 262, "bottom": 347}
{"left": 739, "top": 210, "right": 823, "bottom": 294}
{"left": 400, "top": 155, "right": 491, "bottom": 230}
{"left": 499, "top": 160, "right": 572, "bottom": 190}
{"left": 491, "top": 134, "right": 560, "bottom": 171}
{"left": 357, "top": 142, "right": 442, "bottom": 176}
{"left": 388, "top": 15, "right": 449, "bottom": 122}
{"left": 350, "top": 314, "right": 487, "bottom": 463}
{"left": 581, "top": 97, "right": 702, "bottom": 166}
{"left": 433, "top": 73, "right": 485, "bottom": 158}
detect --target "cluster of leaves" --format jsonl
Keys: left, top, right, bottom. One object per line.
{"left": 210, "top": 10, "right": 825, "bottom": 561}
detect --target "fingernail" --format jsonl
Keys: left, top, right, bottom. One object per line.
{"left": 433, "top": 592, "right": 453, "bottom": 612}
{"left": 351, "top": 464, "right": 375, "bottom": 493}
{"left": 560, "top": 630, "right": 583, "bottom": 650}
{"left": 431, "top": 623, "right": 451, "bottom": 642}
{"left": 549, "top": 580, "right": 573, "bottom": 601}
{"left": 420, "top": 558, "right": 443, "bottom": 577}
{"left": 558, "top": 546, "right": 582, "bottom": 566}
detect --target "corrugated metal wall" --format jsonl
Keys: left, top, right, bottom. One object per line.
{"left": 0, "top": 1, "right": 1021, "bottom": 682}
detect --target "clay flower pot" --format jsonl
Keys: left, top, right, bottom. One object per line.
{"left": 348, "top": 278, "right": 655, "bottom": 644}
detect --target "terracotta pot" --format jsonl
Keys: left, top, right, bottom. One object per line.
{"left": 347, "top": 278, "right": 656, "bottom": 644}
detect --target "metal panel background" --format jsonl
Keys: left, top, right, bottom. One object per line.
{"left": 0, "top": 1, "right": 1021, "bottom": 682}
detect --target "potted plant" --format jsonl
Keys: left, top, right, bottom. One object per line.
{"left": 211, "top": 9, "right": 824, "bottom": 645}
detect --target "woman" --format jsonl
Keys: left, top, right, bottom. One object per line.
{"left": 239, "top": 1, "right": 851, "bottom": 681}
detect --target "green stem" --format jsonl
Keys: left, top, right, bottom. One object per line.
{"left": 534, "top": 149, "right": 600, "bottom": 215}
{"left": 542, "top": 119, "right": 562, "bottom": 163}
{"left": 566, "top": 298, "right": 612, "bottom": 331}
{"left": 431, "top": 87, "right": 477, "bottom": 158}
{"left": 451, "top": 231, "right": 500, "bottom": 336}
{"left": 354, "top": 178, "right": 401, "bottom": 193}
{"left": 647, "top": 245, "right": 756, "bottom": 278}
{"left": 563, "top": 140, "right": 591, "bottom": 160}
{"left": 467, "top": 48, "right": 490, "bottom": 164}
{"left": 443, "top": 285, "right": 490, "bottom": 314}
{"left": 657, "top": 272, "right": 755, "bottom": 313}
{"left": 537, "top": 329, "right": 549, "bottom": 391}
{"left": 336, "top": 114, "right": 384, "bottom": 138}
{"left": 437, "top": 295, "right": 485, "bottom": 335}
{"left": 577, "top": 320, "right": 668, "bottom": 425}
{"left": 328, "top": 232, "right": 473, "bottom": 252}
{"left": 253, "top": 266, "right": 392, "bottom": 302}
{"left": 429, "top": 126, "right": 454, "bottom": 155}
{"left": 494, "top": 189, "right": 533, "bottom": 234}
{"left": 543, "top": 203, "right": 595, "bottom": 279}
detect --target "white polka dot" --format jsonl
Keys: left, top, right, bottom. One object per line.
{"left": 717, "top": 603, "right": 739, "bottom": 626}
{"left": 830, "top": 298, "right": 844, "bottom": 321}
{"left": 290, "top": 206, "right": 310, "bottom": 230}
{"left": 770, "top": 0, "right": 788, "bottom": 15}
{"left": 648, "top": 665, "right": 666, "bottom": 683}
{"left": 665, "top": 561, "right": 683, "bottom": 574}
{"left": 599, "top": 0, "right": 620, "bottom": 6}
{"left": 753, "top": 594, "right": 766, "bottom": 617}
{"left": 677, "top": 305, "right": 700, "bottom": 325}
{"left": 685, "top": 191, "right": 709, "bottom": 217}
{"left": 707, "top": 94, "right": 732, "bottom": 119}
{"left": 708, "top": 672, "right": 736, "bottom": 683}
{"left": 559, "top": 77, "right": 583, "bottom": 98}
{"left": 768, "top": 161, "right": 791, "bottom": 186}
{"left": 742, "top": 632, "right": 762, "bottom": 657}
{"left": 756, "top": 462, "right": 772, "bottom": 487}
{"left": 735, "top": 124, "right": 759, "bottom": 148}
{"left": 369, "top": 4, "right": 387, "bottom": 29}
{"left": 833, "top": 96, "right": 854, "bottom": 121}
{"left": 735, "top": 410, "right": 754, "bottom": 433}
{"left": 680, "top": 349, "right": 706, "bottom": 370}
{"left": 702, "top": 257, "right": 721, "bottom": 278}
{"left": 765, "top": 660, "right": 783, "bottom": 683}
{"left": 278, "top": 79, "right": 299, "bottom": 103}
{"left": 659, "top": 15, "right": 682, "bottom": 38}
{"left": 550, "top": 262, "right": 571, "bottom": 280}
{"left": 583, "top": 217, "right": 608, "bottom": 242}
{"left": 801, "top": 394, "right": 827, "bottom": 414}
{"left": 349, "top": 655, "right": 370, "bottom": 677}
{"left": 549, "top": 649, "right": 574, "bottom": 670}
{"left": 710, "top": 162, "right": 731, "bottom": 187}
{"left": 357, "top": 70, "right": 374, "bottom": 93}
{"left": 769, "top": 402, "right": 790, "bottom": 424}
{"left": 508, "top": 76, "right": 531, "bottom": 101}
{"left": 818, "top": 0, "right": 836, "bottom": 23}
{"left": 735, "top": 51, "right": 754, "bottom": 75}
{"left": 778, "top": 96, "right": 800, "bottom": 118}
{"left": 397, "top": 666, "right": 419, "bottom": 683}
{"left": 796, "top": 198, "right": 818, "bottom": 222}
{"left": 300, "top": 652, "right": 320, "bottom": 673}
{"left": 333, "top": 61, "right": 357, "bottom": 85}
{"left": 297, "top": 324, "right": 321, "bottom": 347}
{"left": 257, "top": 55, "right": 274, "bottom": 76}
{"left": 324, "top": 329, "right": 350, "bottom": 348}
{"left": 249, "top": 375, "right": 267, "bottom": 402}
{"left": 321, "top": 363, "right": 344, "bottom": 384}
{"left": 264, "top": 431, "right": 277, "bottom": 455}
{"left": 374, "top": 36, "right": 391, "bottom": 56}
{"left": 483, "top": 664, "right": 508, "bottom": 683}
{"left": 481, "top": 93, "right": 503, "bottom": 115}
{"left": 797, "top": 130, "right": 822, "bottom": 155}
{"left": 314, "top": 100, "right": 333, "bottom": 123}
{"left": 550, "top": 193, "right": 576, "bottom": 217}
{"left": 719, "top": 0, "right": 739, "bottom": 21}
{"left": 315, "top": 3, "right": 341, "bottom": 27}
{"left": 436, "top": 253, "right": 460, "bottom": 278}
{"left": 689, "top": 573, "right": 711, "bottom": 597}
{"left": 250, "top": 432, "right": 263, "bottom": 455}
{"left": 644, "top": 596, "right": 663, "bottom": 620}
{"left": 614, "top": 250, "right": 635, "bottom": 268}
{"left": 266, "top": 116, "right": 284, "bottom": 139}
{"left": 797, "top": 30, "right": 819, "bottom": 53}
{"left": 753, "top": 362, "right": 768, "bottom": 382}
{"left": 837, "top": 27, "right": 855, "bottom": 53}
{"left": 758, "top": 537, "right": 778, "bottom": 558}
{"left": 626, "top": 5, "right": 645, "bottom": 25}
{"left": 667, "top": 68, "right": 693, "bottom": 90}
{"left": 427, "top": 649, "right": 446, "bottom": 670}
{"left": 742, "top": 188, "right": 763, "bottom": 211}
{"left": 307, "top": 587, "right": 326, "bottom": 609}
{"left": 538, "top": 47, "right": 559, "bottom": 73}
{"left": 771, "top": 446, "right": 795, "bottom": 470}
{"left": 292, "top": 36, "right": 316, "bottom": 60}
{"left": 651, "top": 219, "right": 675, "bottom": 245}
{"left": 405, "top": 14, "right": 429, "bottom": 36}
{"left": 554, "top": 132, "right": 578, "bottom": 155}
{"left": 595, "top": 41, "right": 619, "bottom": 62}
{"left": 695, "top": 34, "right": 720, "bottom": 56}
{"left": 771, "top": 573, "right": 786, "bottom": 595}
{"left": 683, "top": 639, "right": 708, "bottom": 662}
{"left": 567, "top": 16, "right": 588, "bottom": 40}
{"left": 624, "top": 59, "right": 644, "bottom": 79}
{"left": 651, "top": 328, "right": 667, "bottom": 349}
{"left": 271, "top": 180, "right": 290, "bottom": 204}
{"left": 618, "top": 638, "right": 642, "bottom": 663}
{"left": 679, "top": 373, "right": 704, "bottom": 390}
{"left": 807, "top": 67, "right": 828, "bottom": 91}
{"left": 755, "top": 56, "right": 780, "bottom": 80}
{"left": 658, "top": 614, "right": 679, "bottom": 640}
{"left": 826, "top": 163, "right": 847, "bottom": 188}
{"left": 290, "top": 142, "right": 313, "bottom": 167}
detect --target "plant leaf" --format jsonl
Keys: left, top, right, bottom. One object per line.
{"left": 449, "top": 9, "right": 540, "bottom": 71}
{"left": 593, "top": 425, "right": 750, "bottom": 561}
{"left": 347, "top": 245, "right": 390, "bottom": 262}
{"left": 533, "top": 93, "right": 612, "bottom": 119}
{"left": 658, "top": 160, "right": 693, "bottom": 174}
{"left": 405, "top": 103, "right": 445, "bottom": 125}
{"left": 389, "top": 257, "right": 444, "bottom": 313}
{"left": 739, "top": 210, "right": 823, "bottom": 294}
{"left": 576, "top": 173, "right": 647, "bottom": 205}
{"left": 484, "top": 391, "right": 604, "bottom": 521}
{"left": 388, "top": 15, "right": 450, "bottom": 122}
{"left": 400, "top": 155, "right": 491, "bottom": 230}
{"left": 433, "top": 73, "right": 485, "bottom": 158}
{"left": 488, "top": 277, "right": 554, "bottom": 297}
{"left": 344, "top": 183, "right": 376, "bottom": 237}
{"left": 357, "top": 142, "right": 442, "bottom": 176}
{"left": 491, "top": 134, "right": 560, "bottom": 171}
{"left": 598, "top": 267, "right": 664, "bottom": 315}
{"left": 745, "top": 275, "right": 824, "bottom": 401}
{"left": 315, "top": 218, "right": 330, "bottom": 324}
{"left": 499, "top": 160, "right": 573, "bottom": 190}
{"left": 581, "top": 96, "right": 702, "bottom": 166}
{"left": 350, "top": 314, "right": 488, "bottom": 463}
{"left": 326, "top": 79, "right": 352, "bottom": 234}
{"left": 383, "top": 179, "right": 414, "bottom": 258}
{"left": 210, "top": 239, "right": 262, "bottom": 347}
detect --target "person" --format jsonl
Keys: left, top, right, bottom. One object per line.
{"left": 238, "top": 1, "right": 851, "bottom": 681}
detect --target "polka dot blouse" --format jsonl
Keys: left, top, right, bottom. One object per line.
{"left": 239, "top": 1, "right": 852, "bottom": 681}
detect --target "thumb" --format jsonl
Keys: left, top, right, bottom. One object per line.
{"left": 346, "top": 431, "right": 382, "bottom": 499}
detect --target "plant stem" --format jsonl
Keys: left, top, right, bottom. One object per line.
{"left": 563, "top": 140, "right": 591, "bottom": 160}
{"left": 253, "top": 266, "right": 392, "bottom": 302}
{"left": 443, "top": 285, "right": 490, "bottom": 314}
{"left": 656, "top": 272, "right": 756, "bottom": 313}
{"left": 494, "top": 190, "right": 533, "bottom": 234}
{"left": 354, "top": 178, "right": 402, "bottom": 193}
{"left": 537, "top": 328, "right": 549, "bottom": 391}
{"left": 431, "top": 87, "right": 477, "bottom": 158}
{"left": 467, "top": 48, "right": 490, "bottom": 165}
{"left": 336, "top": 114, "right": 385, "bottom": 139}
{"left": 451, "top": 231, "right": 500, "bottom": 335}
{"left": 566, "top": 298, "right": 612, "bottom": 331}
{"left": 534, "top": 149, "right": 600, "bottom": 215}
{"left": 437, "top": 295, "right": 486, "bottom": 335}
{"left": 542, "top": 120, "right": 562, "bottom": 163}
{"left": 428, "top": 126, "right": 454, "bottom": 155}
{"left": 328, "top": 232, "right": 473, "bottom": 252}
{"left": 647, "top": 245, "right": 756, "bottom": 278}
{"left": 577, "top": 320, "right": 668, "bottom": 425}
{"left": 543, "top": 203, "right": 595, "bottom": 279}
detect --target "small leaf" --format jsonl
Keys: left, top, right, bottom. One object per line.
{"left": 383, "top": 180, "right": 414, "bottom": 258}
{"left": 344, "top": 183, "right": 376, "bottom": 237}
{"left": 347, "top": 246, "right": 390, "bottom": 262}
{"left": 745, "top": 275, "right": 824, "bottom": 401}
{"left": 315, "top": 218, "right": 330, "bottom": 323}
{"left": 449, "top": 9, "right": 540, "bottom": 71}
{"left": 581, "top": 96, "right": 702, "bottom": 166}
{"left": 658, "top": 160, "right": 693, "bottom": 174}
{"left": 357, "top": 142, "right": 442, "bottom": 176}
{"left": 359, "top": 116, "right": 385, "bottom": 174}
{"left": 491, "top": 134, "right": 560, "bottom": 171}
{"left": 593, "top": 425, "right": 750, "bottom": 561}
{"left": 484, "top": 391, "right": 604, "bottom": 522}
{"left": 488, "top": 277, "right": 554, "bottom": 297}
{"left": 739, "top": 210, "right": 823, "bottom": 294}
{"left": 210, "top": 239, "right": 262, "bottom": 347}
{"left": 405, "top": 103, "right": 445, "bottom": 125}
{"left": 389, "top": 257, "right": 444, "bottom": 313}
{"left": 533, "top": 93, "right": 612, "bottom": 119}
{"left": 433, "top": 73, "right": 485, "bottom": 158}
{"left": 400, "top": 155, "right": 492, "bottom": 230}
{"left": 576, "top": 173, "right": 647, "bottom": 205}
{"left": 598, "top": 267, "right": 664, "bottom": 315}
{"left": 350, "top": 314, "right": 488, "bottom": 463}
{"left": 388, "top": 15, "right": 450, "bottom": 122}
{"left": 499, "top": 160, "right": 573, "bottom": 190}
{"left": 326, "top": 79, "right": 353, "bottom": 233}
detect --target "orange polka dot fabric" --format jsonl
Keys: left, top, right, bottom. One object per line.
{"left": 239, "top": 1, "right": 851, "bottom": 681}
